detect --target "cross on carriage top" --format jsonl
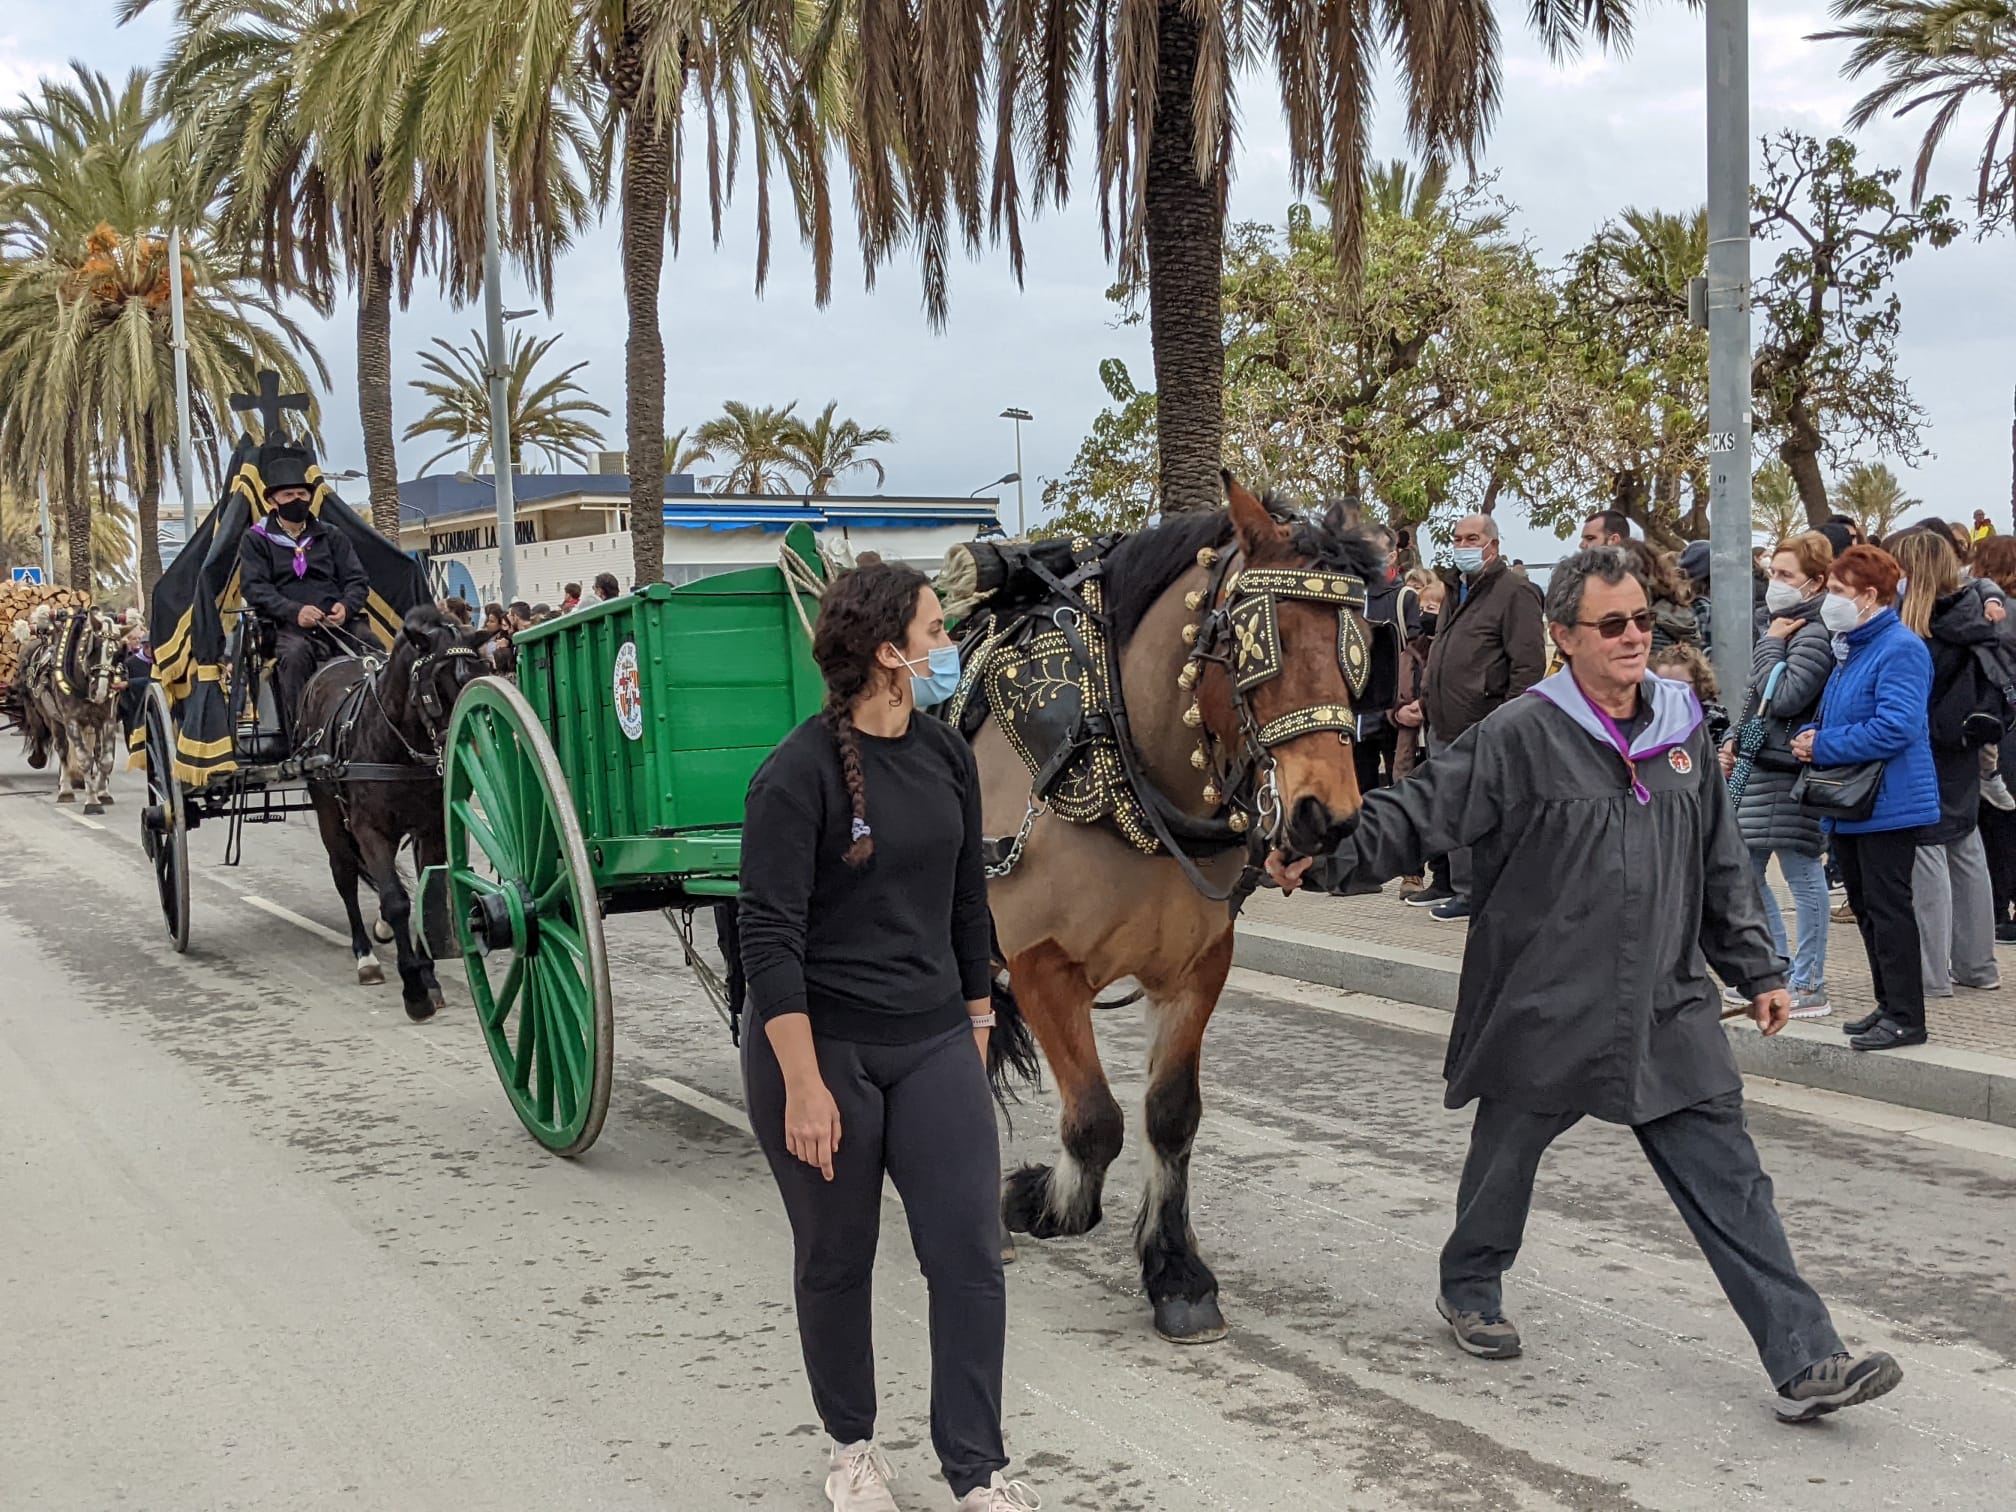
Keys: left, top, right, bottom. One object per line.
{"left": 230, "top": 370, "right": 312, "bottom": 444}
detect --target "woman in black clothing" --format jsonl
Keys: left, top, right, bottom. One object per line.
{"left": 737, "top": 563, "right": 1040, "bottom": 1512}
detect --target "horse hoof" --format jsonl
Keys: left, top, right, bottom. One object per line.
{"left": 98, "top": 796, "right": 114, "bottom": 807}
{"left": 356, "top": 957, "right": 385, "bottom": 986}
{"left": 372, "top": 918, "right": 395, "bottom": 944}
{"left": 405, "top": 990, "right": 442, "bottom": 1023}
{"left": 55, "top": 791, "right": 75, "bottom": 804}
{"left": 83, "top": 802, "right": 103, "bottom": 816}
{"left": 26, "top": 751, "right": 46, "bottom": 770}
{"left": 1153, "top": 1294, "right": 1230, "bottom": 1346}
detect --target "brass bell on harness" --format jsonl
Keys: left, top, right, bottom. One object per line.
{"left": 1182, "top": 623, "right": 1199, "bottom": 646}
{"left": 1182, "top": 702, "right": 1203, "bottom": 728}
{"left": 1228, "top": 811, "right": 1249, "bottom": 832}
{"left": 1190, "top": 745, "right": 1209, "bottom": 770}
{"left": 1177, "top": 662, "right": 1199, "bottom": 690}
{"left": 1184, "top": 590, "right": 1205, "bottom": 611}
{"left": 1202, "top": 782, "right": 1221, "bottom": 806}
{"left": 1197, "top": 547, "right": 1219, "bottom": 568}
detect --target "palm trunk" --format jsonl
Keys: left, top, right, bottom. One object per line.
{"left": 63, "top": 420, "right": 92, "bottom": 593}
{"left": 357, "top": 241, "right": 401, "bottom": 535}
{"left": 138, "top": 410, "right": 164, "bottom": 602}
{"left": 1143, "top": 0, "right": 1225, "bottom": 515}
{"left": 622, "top": 105, "right": 671, "bottom": 588}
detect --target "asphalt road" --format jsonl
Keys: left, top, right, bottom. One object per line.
{"left": 3, "top": 746, "right": 2014, "bottom": 1512}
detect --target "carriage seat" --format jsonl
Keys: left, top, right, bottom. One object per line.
{"left": 226, "top": 613, "right": 293, "bottom": 763}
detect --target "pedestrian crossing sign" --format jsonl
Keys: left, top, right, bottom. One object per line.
{"left": 10, "top": 566, "right": 43, "bottom": 584}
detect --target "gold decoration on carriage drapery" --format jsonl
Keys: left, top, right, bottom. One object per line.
{"left": 967, "top": 580, "right": 1162, "bottom": 854}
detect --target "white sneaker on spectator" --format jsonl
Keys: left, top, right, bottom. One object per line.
{"left": 1720, "top": 985, "right": 1748, "bottom": 1008}
{"left": 1984, "top": 774, "right": 2016, "bottom": 811}
{"left": 826, "top": 1441, "right": 900, "bottom": 1512}
{"left": 955, "top": 1474, "right": 1042, "bottom": 1510}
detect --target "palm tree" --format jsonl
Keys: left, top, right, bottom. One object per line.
{"left": 662, "top": 428, "right": 713, "bottom": 477}
{"left": 360, "top": 0, "right": 838, "bottom": 587}
{"left": 1817, "top": 0, "right": 2016, "bottom": 223}
{"left": 784, "top": 401, "right": 893, "bottom": 494}
{"left": 404, "top": 329, "right": 610, "bottom": 475}
{"left": 837, "top": 0, "right": 1632, "bottom": 513}
{"left": 0, "top": 65, "right": 322, "bottom": 595}
{"left": 696, "top": 402, "right": 802, "bottom": 494}
{"left": 1753, "top": 459, "right": 1805, "bottom": 541}
{"left": 1832, "top": 461, "right": 1921, "bottom": 540}
{"left": 1366, "top": 159, "right": 1511, "bottom": 239}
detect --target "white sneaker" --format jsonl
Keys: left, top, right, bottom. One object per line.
{"left": 827, "top": 1441, "right": 900, "bottom": 1512}
{"left": 1720, "top": 985, "right": 1748, "bottom": 1008}
{"left": 1788, "top": 987, "right": 1832, "bottom": 1019}
{"left": 954, "top": 1473, "right": 1042, "bottom": 1510}
{"left": 1984, "top": 774, "right": 2016, "bottom": 812}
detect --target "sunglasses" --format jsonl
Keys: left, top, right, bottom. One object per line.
{"left": 1576, "top": 611, "right": 1655, "bottom": 639}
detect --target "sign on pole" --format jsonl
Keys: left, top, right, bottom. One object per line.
{"left": 11, "top": 566, "right": 44, "bottom": 585}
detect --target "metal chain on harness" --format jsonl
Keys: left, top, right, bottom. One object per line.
{"left": 985, "top": 797, "right": 1047, "bottom": 879}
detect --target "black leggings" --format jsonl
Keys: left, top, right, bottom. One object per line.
{"left": 1834, "top": 827, "right": 1925, "bottom": 1033}
{"left": 743, "top": 1021, "right": 1008, "bottom": 1498}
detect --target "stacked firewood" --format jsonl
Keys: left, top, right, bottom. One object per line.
{"left": 0, "top": 583, "right": 90, "bottom": 686}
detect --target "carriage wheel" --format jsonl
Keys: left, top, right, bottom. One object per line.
{"left": 441, "top": 676, "right": 613, "bottom": 1157}
{"left": 140, "top": 680, "right": 190, "bottom": 954}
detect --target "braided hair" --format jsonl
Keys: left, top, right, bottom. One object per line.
{"left": 811, "top": 561, "right": 931, "bottom": 866}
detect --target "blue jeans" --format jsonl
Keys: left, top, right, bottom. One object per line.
{"left": 1749, "top": 848, "right": 1830, "bottom": 992}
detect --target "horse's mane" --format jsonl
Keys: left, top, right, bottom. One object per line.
{"left": 1102, "top": 499, "right": 1389, "bottom": 646}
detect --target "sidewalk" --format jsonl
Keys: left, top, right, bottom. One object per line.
{"left": 1236, "top": 880, "right": 2016, "bottom": 1128}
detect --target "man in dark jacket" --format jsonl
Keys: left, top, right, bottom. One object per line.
{"left": 236, "top": 447, "right": 369, "bottom": 730}
{"left": 1271, "top": 547, "right": 1903, "bottom": 1424}
{"left": 1354, "top": 524, "right": 1423, "bottom": 798}
{"left": 1406, "top": 514, "right": 1546, "bottom": 917}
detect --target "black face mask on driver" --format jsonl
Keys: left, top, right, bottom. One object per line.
{"left": 275, "top": 496, "right": 312, "bottom": 524}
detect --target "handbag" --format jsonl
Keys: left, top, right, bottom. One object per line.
{"left": 1791, "top": 759, "right": 1883, "bottom": 821}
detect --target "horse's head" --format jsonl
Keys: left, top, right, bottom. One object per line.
{"left": 396, "top": 606, "right": 490, "bottom": 745}
{"left": 1185, "top": 474, "right": 1388, "bottom": 858}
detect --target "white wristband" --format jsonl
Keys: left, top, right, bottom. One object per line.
{"left": 968, "top": 1012, "right": 997, "bottom": 1029}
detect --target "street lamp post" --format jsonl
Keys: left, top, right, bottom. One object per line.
{"left": 482, "top": 125, "right": 519, "bottom": 606}
{"left": 999, "top": 407, "right": 1031, "bottom": 536}
{"left": 36, "top": 472, "right": 54, "bottom": 582}
{"left": 167, "top": 228, "right": 197, "bottom": 531}
{"left": 1705, "top": 0, "right": 1754, "bottom": 704}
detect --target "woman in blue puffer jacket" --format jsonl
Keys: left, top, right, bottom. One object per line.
{"left": 1794, "top": 545, "right": 1940, "bottom": 1051}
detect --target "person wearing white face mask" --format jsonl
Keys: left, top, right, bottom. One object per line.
{"left": 1792, "top": 545, "right": 1941, "bottom": 1051}
{"left": 1406, "top": 513, "right": 1547, "bottom": 920}
{"left": 1718, "top": 533, "right": 1840, "bottom": 1017}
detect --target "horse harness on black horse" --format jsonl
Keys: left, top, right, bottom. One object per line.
{"left": 946, "top": 537, "right": 1374, "bottom": 906}
{"left": 295, "top": 630, "right": 484, "bottom": 789}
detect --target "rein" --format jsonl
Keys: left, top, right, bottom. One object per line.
{"left": 299, "top": 628, "right": 483, "bottom": 783}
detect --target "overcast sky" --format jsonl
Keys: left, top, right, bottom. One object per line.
{"left": 6, "top": 1, "right": 2012, "bottom": 564}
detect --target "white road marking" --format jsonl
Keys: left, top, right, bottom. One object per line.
{"left": 642, "top": 1075, "right": 751, "bottom": 1137}
{"left": 60, "top": 809, "right": 106, "bottom": 832}
{"left": 240, "top": 893, "right": 353, "bottom": 950}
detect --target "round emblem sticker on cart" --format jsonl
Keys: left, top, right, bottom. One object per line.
{"left": 1668, "top": 748, "right": 1693, "bottom": 774}
{"left": 613, "top": 639, "right": 644, "bottom": 740}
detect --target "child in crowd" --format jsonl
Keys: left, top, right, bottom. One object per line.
{"left": 1650, "top": 642, "right": 1730, "bottom": 748}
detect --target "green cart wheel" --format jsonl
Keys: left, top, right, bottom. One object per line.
{"left": 140, "top": 679, "right": 190, "bottom": 954}
{"left": 442, "top": 676, "right": 613, "bottom": 1156}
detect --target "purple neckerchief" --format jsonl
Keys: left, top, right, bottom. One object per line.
{"left": 250, "top": 518, "right": 314, "bottom": 578}
{"left": 1526, "top": 666, "right": 1703, "bottom": 805}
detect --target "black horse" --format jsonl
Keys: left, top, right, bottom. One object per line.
{"left": 296, "top": 606, "right": 491, "bottom": 1019}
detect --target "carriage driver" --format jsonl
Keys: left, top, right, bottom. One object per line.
{"left": 236, "top": 446, "right": 369, "bottom": 731}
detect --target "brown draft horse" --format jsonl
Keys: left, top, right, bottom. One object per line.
{"left": 978, "top": 477, "right": 1383, "bottom": 1342}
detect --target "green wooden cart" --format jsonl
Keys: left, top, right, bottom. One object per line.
{"left": 434, "top": 526, "right": 828, "bottom": 1155}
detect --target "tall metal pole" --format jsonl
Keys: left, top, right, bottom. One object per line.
{"left": 1705, "top": 0, "right": 1754, "bottom": 704}
{"left": 167, "top": 228, "right": 197, "bottom": 527}
{"left": 36, "top": 472, "right": 55, "bottom": 582}
{"left": 1013, "top": 419, "right": 1025, "bottom": 536}
{"left": 482, "top": 125, "right": 519, "bottom": 605}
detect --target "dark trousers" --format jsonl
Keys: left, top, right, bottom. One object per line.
{"left": 1980, "top": 802, "right": 2016, "bottom": 924}
{"left": 1353, "top": 724, "right": 1399, "bottom": 794}
{"left": 270, "top": 624, "right": 332, "bottom": 731}
{"left": 743, "top": 1022, "right": 1007, "bottom": 1498}
{"left": 1834, "top": 828, "right": 1926, "bottom": 1032}
{"left": 1440, "top": 1092, "right": 1843, "bottom": 1388}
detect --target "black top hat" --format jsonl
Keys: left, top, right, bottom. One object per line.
{"left": 260, "top": 445, "right": 315, "bottom": 492}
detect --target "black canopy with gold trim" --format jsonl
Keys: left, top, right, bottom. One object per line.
{"left": 135, "top": 423, "right": 430, "bottom": 787}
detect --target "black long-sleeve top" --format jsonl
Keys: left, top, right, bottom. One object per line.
{"left": 237, "top": 517, "right": 370, "bottom": 624}
{"left": 737, "top": 713, "right": 993, "bottom": 1044}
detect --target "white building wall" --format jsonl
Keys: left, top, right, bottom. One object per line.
{"left": 425, "top": 523, "right": 985, "bottom": 608}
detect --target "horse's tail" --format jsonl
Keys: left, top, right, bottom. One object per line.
{"left": 986, "top": 919, "right": 1043, "bottom": 1113}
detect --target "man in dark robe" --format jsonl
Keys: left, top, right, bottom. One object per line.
{"left": 236, "top": 447, "right": 369, "bottom": 732}
{"left": 1269, "top": 546, "right": 1903, "bottom": 1424}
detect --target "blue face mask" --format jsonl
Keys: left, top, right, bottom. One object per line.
{"left": 1452, "top": 546, "right": 1487, "bottom": 576}
{"left": 901, "top": 644, "right": 961, "bottom": 706}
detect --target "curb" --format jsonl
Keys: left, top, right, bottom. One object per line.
{"left": 1234, "top": 921, "right": 2016, "bottom": 1130}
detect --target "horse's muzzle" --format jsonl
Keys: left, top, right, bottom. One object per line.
{"left": 1286, "top": 795, "right": 1359, "bottom": 859}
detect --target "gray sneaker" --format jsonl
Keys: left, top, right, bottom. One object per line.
{"left": 1775, "top": 1350, "right": 1903, "bottom": 1422}
{"left": 1436, "top": 1295, "right": 1521, "bottom": 1359}
{"left": 1788, "top": 987, "right": 1832, "bottom": 1019}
